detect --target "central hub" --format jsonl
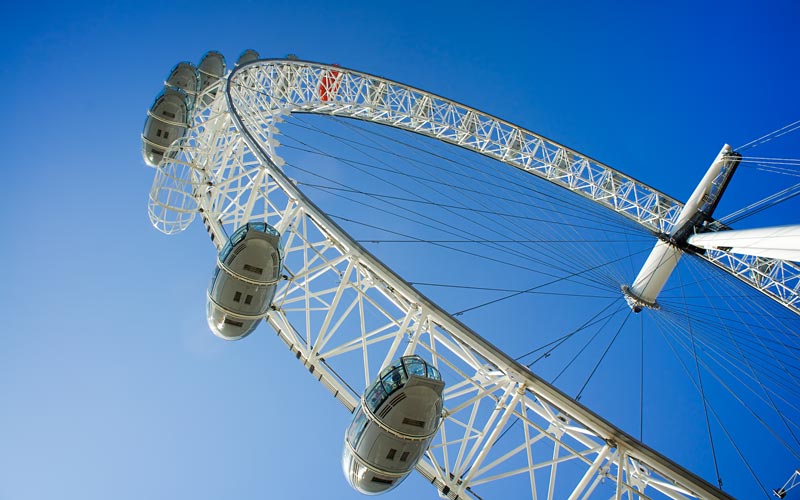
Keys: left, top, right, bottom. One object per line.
{"left": 621, "top": 285, "right": 661, "bottom": 313}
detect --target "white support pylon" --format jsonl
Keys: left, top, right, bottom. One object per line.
{"left": 623, "top": 144, "right": 739, "bottom": 311}
{"left": 688, "top": 225, "right": 800, "bottom": 262}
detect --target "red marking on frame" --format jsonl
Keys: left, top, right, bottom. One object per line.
{"left": 320, "top": 64, "right": 341, "bottom": 102}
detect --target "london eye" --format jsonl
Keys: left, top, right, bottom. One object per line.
{"left": 141, "top": 50, "right": 800, "bottom": 499}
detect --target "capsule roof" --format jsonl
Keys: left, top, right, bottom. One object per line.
{"left": 218, "top": 222, "right": 281, "bottom": 261}
{"left": 236, "top": 49, "right": 260, "bottom": 67}
{"left": 165, "top": 61, "right": 197, "bottom": 95}
{"left": 383, "top": 355, "right": 441, "bottom": 381}
{"left": 361, "top": 356, "right": 443, "bottom": 419}
{"left": 198, "top": 51, "right": 226, "bottom": 95}
{"left": 198, "top": 51, "right": 226, "bottom": 77}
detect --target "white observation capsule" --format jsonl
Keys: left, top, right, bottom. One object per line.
{"left": 141, "top": 88, "right": 189, "bottom": 167}
{"left": 164, "top": 61, "right": 198, "bottom": 96}
{"left": 197, "top": 50, "right": 226, "bottom": 104}
{"left": 343, "top": 355, "right": 445, "bottom": 495}
{"left": 206, "top": 222, "right": 283, "bottom": 340}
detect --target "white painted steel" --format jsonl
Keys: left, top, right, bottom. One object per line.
{"left": 688, "top": 225, "right": 800, "bottom": 262}
{"left": 626, "top": 145, "right": 734, "bottom": 310}
{"left": 674, "top": 145, "right": 734, "bottom": 231}
{"left": 141, "top": 58, "right": 797, "bottom": 499}
{"left": 148, "top": 59, "right": 800, "bottom": 314}
{"left": 625, "top": 239, "right": 680, "bottom": 309}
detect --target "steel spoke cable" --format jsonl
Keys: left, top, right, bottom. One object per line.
{"left": 363, "top": 238, "right": 648, "bottom": 244}
{"left": 738, "top": 159, "right": 800, "bottom": 176}
{"left": 653, "top": 314, "right": 773, "bottom": 498}
{"left": 295, "top": 179, "right": 649, "bottom": 239}
{"left": 658, "top": 291, "right": 800, "bottom": 323}
{"left": 639, "top": 313, "right": 644, "bottom": 441}
{"left": 660, "top": 266, "right": 794, "bottom": 398}
{"left": 427, "top": 130, "right": 649, "bottom": 291}
{"left": 290, "top": 164, "right": 631, "bottom": 292}
{"left": 700, "top": 304, "right": 800, "bottom": 373}
{"left": 404, "top": 281, "right": 618, "bottom": 299}
{"left": 675, "top": 265, "right": 723, "bottom": 488}
{"left": 697, "top": 348, "right": 800, "bottom": 431}
{"left": 671, "top": 325, "right": 800, "bottom": 435}
{"left": 657, "top": 301, "right": 800, "bottom": 361}
{"left": 394, "top": 137, "right": 636, "bottom": 286}
{"left": 658, "top": 308, "right": 800, "bottom": 393}
{"left": 738, "top": 162, "right": 800, "bottom": 178}
{"left": 744, "top": 164, "right": 800, "bottom": 177}
{"left": 672, "top": 326, "right": 800, "bottom": 388}
{"left": 655, "top": 320, "right": 800, "bottom": 467}
{"left": 327, "top": 113, "right": 635, "bottom": 224}
{"left": 326, "top": 212, "right": 622, "bottom": 296}
{"left": 740, "top": 164, "right": 800, "bottom": 174}
{"left": 738, "top": 158, "right": 800, "bottom": 170}
{"left": 328, "top": 114, "right": 672, "bottom": 282}
{"left": 333, "top": 113, "right": 663, "bottom": 232}
{"left": 693, "top": 256, "right": 800, "bottom": 357}
{"left": 283, "top": 116, "right": 654, "bottom": 235}
{"left": 516, "top": 299, "right": 625, "bottom": 366}
{"left": 281, "top": 149, "right": 608, "bottom": 285}
{"left": 652, "top": 313, "right": 740, "bottom": 488}
{"left": 519, "top": 174, "right": 635, "bottom": 290}
{"left": 451, "top": 250, "right": 647, "bottom": 316}
{"left": 680, "top": 282, "right": 800, "bottom": 356}
{"left": 551, "top": 305, "right": 627, "bottom": 384}
{"left": 301, "top": 181, "right": 625, "bottom": 293}
{"left": 658, "top": 261, "right": 800, "bottom": 337}
{"left": 278, "top": 116, "right": 648, "bottom": 286}
{"left": 736, "top": 119, "right": 800, "bottom": 152}
{"left": 657, "top": 298, "right": 800, "bottom": 345}
{"left": 658, "top": 308, "right": 800, "bottom": 418}
{"left": 278, "top": 139, "right": 648, "bottom": 288}
{"left": 717, "top": 181, "right": 800, "bottom": 225}
{"left": 575, "top": 309, "right": 632, "bottom": 401}
{"left": 279, "top": 140, "right": 651, "bottom": 239}
{"left": 740, "top": 156, "right": 800, "bottom": 164}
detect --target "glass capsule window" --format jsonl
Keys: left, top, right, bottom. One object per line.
{"left": 365, "top": 380, "right": 387, "bottom": 412}
{"left": 363, "top": 356, "right": 441, "bottom": 412}
{"left": 426, "top": 364, "right": 441, "bottom": 381}
{"left": 208, "top": 266, "right": 221, "bottom": 293}
{"left": 219, "top": 225, "right": 247, "bottom": 262}
{"left": 218, "top": 223, "right": 280, "bottom": 262}
{"left": 381, "top": 366, "right": 408, "bottom": 395}
{"left": 403, "top": 357, "right": 426, "bottom": 378}
{"left": 346, "top": 408, "right": 369, "bottom": 446}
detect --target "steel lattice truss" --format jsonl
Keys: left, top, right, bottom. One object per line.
{"left": 236, "top": 60, "right": 800, "bottom": 315}
{"left": 142, "top": 59, "right": 800, "bottom": 499}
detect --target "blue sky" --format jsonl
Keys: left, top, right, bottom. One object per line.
{"left": 1, "top": 1, "right": 799, "bottom": 499}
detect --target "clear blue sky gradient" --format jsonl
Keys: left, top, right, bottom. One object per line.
{"left": 1, "top": 1, "right": 799, "bottom": 499}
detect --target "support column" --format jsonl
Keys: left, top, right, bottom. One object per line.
{"left": 623, "top": 144, "right": 741, "bottom": 311}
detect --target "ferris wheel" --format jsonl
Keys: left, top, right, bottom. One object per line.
{"left": 141, "top": 50, "right": 800, "bottom": 499}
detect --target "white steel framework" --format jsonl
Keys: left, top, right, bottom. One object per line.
{"left": 144, "top": 59, "right": 800, "bottom": 499}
